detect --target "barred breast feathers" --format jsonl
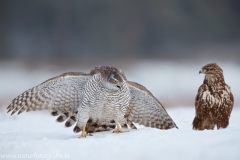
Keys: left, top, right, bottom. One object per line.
{"left": 77, "top": 72, "right": 130, "bottom": 123}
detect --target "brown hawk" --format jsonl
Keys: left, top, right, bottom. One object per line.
{"left": 193, "top": 63, "right": 234, "bottom": 130}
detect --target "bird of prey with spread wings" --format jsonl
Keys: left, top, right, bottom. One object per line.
{"left": 193, "top": 63, "right": 234, "bottom": 130}
{"left": 7, "top": 66, "right": 177, "bottom": 138}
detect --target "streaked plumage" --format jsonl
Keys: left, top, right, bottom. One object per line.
{"left": 7, "top": 66, "right": 177, "bottom": 137}
{"left": 193, "top": 63, "right": 234, "bottom": 130}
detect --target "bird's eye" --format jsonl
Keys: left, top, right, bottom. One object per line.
{"left": 206, "top": 69, "right": 209, "bottom": 72}
{"left": 113, "top": 80, "right": 118, "bottom": 84}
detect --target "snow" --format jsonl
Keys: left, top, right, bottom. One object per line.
{"left": 1, "top": 107, "right": 240, "bottom": 160}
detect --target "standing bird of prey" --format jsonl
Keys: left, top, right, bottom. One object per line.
{"left": 7, "top": 66, "right": 177, "bottom": 138}
{"left": 193, "top": 63, "right": 234, "bottom": 130}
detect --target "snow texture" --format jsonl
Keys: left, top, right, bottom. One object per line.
{"left": 0, "top": 107, "right": 240, "bottom": 160}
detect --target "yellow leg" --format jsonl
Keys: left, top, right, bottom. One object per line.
{"left": 78, "top": 125, "right": 91, "bottom": 138}
{"left": 113, "top": 122, "right": 128, "bottom": 133}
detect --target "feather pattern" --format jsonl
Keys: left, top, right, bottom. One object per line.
{"left": 7, "top": 66, "right": 177, "bottom": 135}
{"left": 74, "top": 71, "right": 131, "bottom": 132}
{"left": 193, "top": 63, "right": 234, "bottom": 130}
{"left": 126, "top": 81, "right": 178, "bottom": 129}
{"left": 7, "top": 72, "right": 90, "bottom": 115}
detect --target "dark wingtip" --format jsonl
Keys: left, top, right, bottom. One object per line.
{"left": 56, "top": 116, "right": 65, "bottom": 122}
{"left": 70, "top": 116, "right": 76, "bottom": 122}
{"left": 65, "top": 121, "right": 72, "bottom": 127}
{"left": 73, "top": 126, "right": 81, "bottom": 133}
{"left": 51, "top": 111, "right": 59, "bottom": 116}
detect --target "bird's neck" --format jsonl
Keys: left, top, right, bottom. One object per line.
{"left": 204, "top": 73, "right": 225, "bottom": 91}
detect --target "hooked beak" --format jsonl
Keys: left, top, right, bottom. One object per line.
{"left": 199, "top": 69, "right": 203, "bottom": 74}
{"left": 117, "top": 84, "right": 123, "bottom": 90}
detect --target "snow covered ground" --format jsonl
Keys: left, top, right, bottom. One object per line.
{"left": 0, "top": 107, "right": 240, "bottom": 160}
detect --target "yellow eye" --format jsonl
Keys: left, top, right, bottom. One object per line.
{"left": 113, "top": 80, "right": 118, "bottom": 84}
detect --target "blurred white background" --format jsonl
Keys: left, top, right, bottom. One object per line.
{"left": 0, "top": 58, "right": 239, "bottom": 110}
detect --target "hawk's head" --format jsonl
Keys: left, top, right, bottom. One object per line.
{"left": 199, "top": 63, "right": 223, "bottom": 75}
{"left": 92, "top": 66, "right": 126, "bottom": 90}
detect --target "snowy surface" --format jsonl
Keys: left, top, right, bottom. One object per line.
{"left": 1, "top": 107, "right": 240, "bottom": 160}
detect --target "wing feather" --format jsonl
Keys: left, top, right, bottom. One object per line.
{"left": 126, "top": 81, "right": 178, "bottom": 129}
{"left": 7, "top": 72, "right": 90, "bottom": 115}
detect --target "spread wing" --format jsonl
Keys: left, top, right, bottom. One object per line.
{"left": 7, "top": 72, "right": 90, "bottom": 115}
{"left": 125, "top": 81, "right": 178, "bottom": 129}
{"left": 7, "top": 71, "right": 120, "bottom": 133}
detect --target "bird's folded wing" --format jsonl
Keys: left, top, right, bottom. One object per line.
{"left": 7, "top": 72, "right": 90, "bottom": 115}
{"left": 126, "top": 81, "right": 178, "bottom": 129}
{"left": 194, "top": 84, "right": 234, "bottom": 119}
{"left": 194, "top": 84, "right": 215, "bottom": 115}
